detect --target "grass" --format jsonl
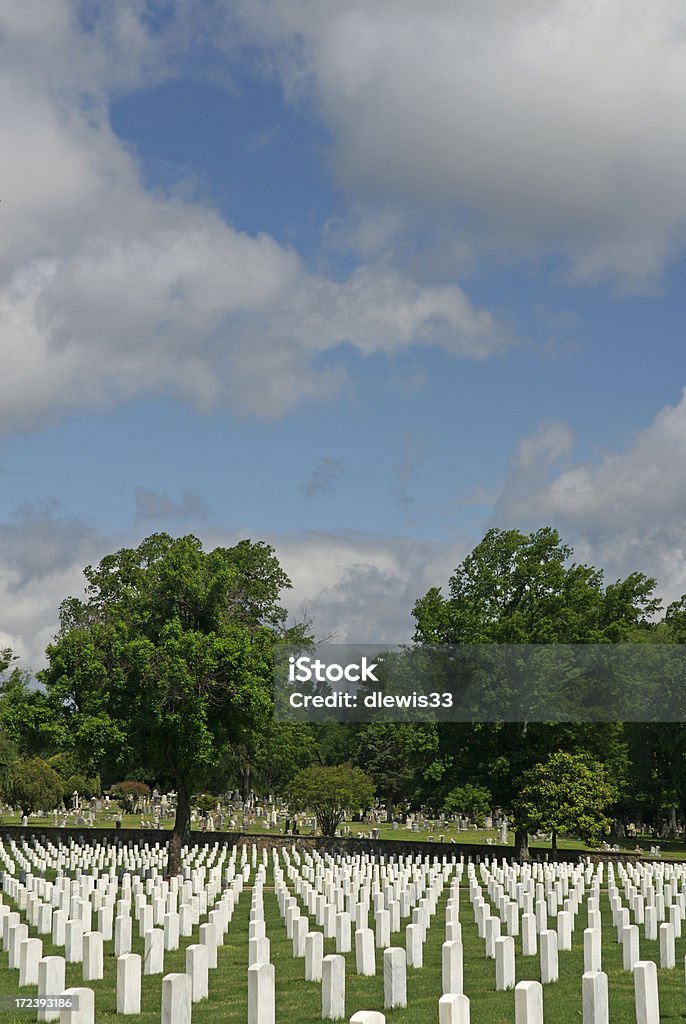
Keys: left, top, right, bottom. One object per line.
{"left": 2, "top": 850, "right": 686, "bottom": 1022}
{"left": 4, "top": 812, "right": 685, "bottom": 861}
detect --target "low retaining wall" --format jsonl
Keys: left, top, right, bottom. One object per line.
{"left": 0, "top": 825, "right": 653, "bottom": 864}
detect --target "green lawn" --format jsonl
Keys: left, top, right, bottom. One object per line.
{"left": 1, "top": 855, "right": 686, "bottom": 1023}
{"left": 4, "top": 812, "right": 685, "bottom": 861}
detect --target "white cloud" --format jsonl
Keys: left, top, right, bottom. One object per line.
{"left": 0, "top": 507, "right": 469, "bottom": 671}
{"left": 234, "top": 0, "right": 686, "bottom": 286}
{"left": 0, "top": 1, "right": 507, "bottom": 435}
{"left": 0, "top": 502, "right": 109, "bottom": 669}
{"left": 268, "top": 530, "right": 468, "bottom": 643}
{"left": 496, "top": 390, "right": 686, "bottom": 604}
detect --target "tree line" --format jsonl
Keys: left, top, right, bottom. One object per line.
{"left": 1, "top": 526, "right": 686, "bottom": 871}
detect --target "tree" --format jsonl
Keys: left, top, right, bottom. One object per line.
{"left": 250, "top": 722, "right": 318, "bottom": 794}
{"left": 442, "top": 782, "right": 492, "bottom": 819}
{"left": 10, "top": 757, "right": 63, "bottom": 818}
{"left": 38, "top": 532, "right": 304, "bottom": 875}
{"left": 353, "top": 723, "right": 444, "bottom": 820}
{"left": 193, "top": 794, "right": 218, "bottom": 816}
{"left": 413, "top": 527, "right": 660, "bottom": 645}
{"left": 413, "top": 526, "right": 658, "bottom": 856}
{"left": 0, "top": 666, "right": 68, "bottom": 756}
{"left": 512, "top": 751, "right": 615, "bottom": 849}
{"left": 47, "top": 753, "right": 100, "bottom": 806}
{"left": 109, "top": 781, "right": 151, "bottom": 814}
{"left": 0, "top": 732, "right": 19, "bottom": 802}
{"left": 287, "top": 763, "right": 375, "bottom": 836}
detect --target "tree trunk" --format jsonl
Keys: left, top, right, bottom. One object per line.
{"left": 386, "top": 792, "right": 395, "bottom": 823}
{"left": 551, "top": 829, "right": 557, "bottom": 851}
{"left": 166, "top": 779, "right": 191, "bottom": 878}
{"left": 514, "top": 827, "right": 530, "bottom": 860}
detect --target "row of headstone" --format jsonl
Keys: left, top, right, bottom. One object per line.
{"left": 2, "top": 834, "right": 681, "bottom": 1024}
{"left": 0, "top": 836, "right": 255, "bottom": 1024}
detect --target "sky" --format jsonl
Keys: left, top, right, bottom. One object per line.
{"left": 1, "top": 0, "right": 686, "bottom": 670}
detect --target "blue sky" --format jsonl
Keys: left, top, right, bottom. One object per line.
{"left": 1, "top": 1, "right": 686, "bottom": 668}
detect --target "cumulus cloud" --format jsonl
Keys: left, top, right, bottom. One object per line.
{"left": 0, "top": 1, "right": 506, "bottom": 436}
{"left": 233, "top": 0, "right": 686, "bottom": 286}
{"left": 495, "top": 390, "right": 686, "bottom": 605}
{"left": 0, "top": 502, "right": 469, "bottom": 671}
{"left": 263, "top": 530, "right": 469, "bottom": 643}
{"left": 0, "top": 502, "right": 108, "bottom": 668}
{"left": 301, "top": 458, "right": 344, "bottom": 498}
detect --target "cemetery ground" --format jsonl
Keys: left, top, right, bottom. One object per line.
{"left": 1, "top": 841, "right": 686, "bottom": 1022}
{"left": 3, "top": 810, "right": 684, "bottom": 860}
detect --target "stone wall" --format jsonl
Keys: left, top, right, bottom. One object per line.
{"left": 0, "top": 825, "right": 655, "bottom": 864}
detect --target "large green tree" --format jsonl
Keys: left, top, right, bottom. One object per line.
{"left": 512, "top": 751, "right": 615, "bottom": 849}
{"left": 38, "top": 532, "right": 303, "bottom": 874}
{"left": 413, "top": 526, "right": 659, "bottom": 856}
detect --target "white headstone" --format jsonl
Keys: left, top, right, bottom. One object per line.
{"left": 161, "top": 973, "right": 192, "bottom": 1024}
{"left": 38, "top": 955, "right": 66, "bottom": 1022}
{"left": 322, "top": 954, "right": 346, "bottom": 1020}
{"left": 249, "top": 936, "right": 271, "bottom": 967}
{"left": 557, "top": 910, "right": 572, "bottom": 951}
{"left": 406, "top": 923, "right": 423, "bottom": 968}
{"left": 199, "top": 922, "right": 218, "bottom": 968}
{"left": 582, "top": 970, "right": 608, "bottom": 1024}
{"left": 143, "top": 928, "right": 164, "bottom": 975}
{"left": 52, "top": 909, "right": 67, "bottom": 947}
{"left": 116, "top": 954, "right": 141, "bottom": 1015}
{"left": 19, "top": 937, "right": 43, "bottom": 986}
{"left": 521, "top": 912, "right": 537, "bottom": 956}
{"left": 186, "top": 943, "right": 209, "bottom": 1002}
{"left": 495, "top": 935, "right": 515, "bottom": 991}
{"left": 514, "top": 980, "right": 543, "bottom": 1024}
{"left": 645, "top": 906, "right": 657, "bottom": 941}
{"left": 114, "top": 915, "right": 132, "bottom": 956}
{"left": 82, "top": 932, "right": 103, "bottom": 981}
{"left": 659, "top": 922, "right": 675, "bottom": 969}
{"left": 442, "top": 940, "right": 463, "bottom": 995}
{"left": 355, "top": 928, "right": 375, "bottom": 976}
{"left": 65, "top": 920, "right": 84, "bottom": 964}
{"left": 306, "top": 931, "right": 324, "bottom": 982}
{"left": 438, "top": 993, "right": 470, "bottom": 1024}
{"left": 622, "top": 924, "right": 639, "bottom": 972}
{"left": 336, "top": 912, "right": 352, "bottom": 953}
{"left": 59, "top": 987, "right": 95, "bottom": 1024}
{"left": 485, "top": 915, "right": 501, "bottom": 958}
{"left": 164, "top": 911, "right": 180, "bottom": 951}
{"left": 375, "top": 910, "right": 391, "bottom": 949}
{"left": 584, "top": 928, "right": 601, "bottom": 972}
{"left": 383, "top": 947, "right": 407, "bottom": 1009}
{"left": 634, "top": 960, "right": 659, "bottom": 1024}
{"left": 540, "top": 929, "right": 559, "bottom": 984}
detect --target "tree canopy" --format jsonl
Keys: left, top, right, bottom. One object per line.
{"left": 2, "top": 523, "right": 686, "bottom": 855}
{"left": 36, "top": 532, "right": 304, "bottom": 873}
{"left": 287, "top": 763, "right": 375, "bottom": 836}
{"left": 412, "top": 526, "right": 661, "bottom": 855}
{"left": 512, "top": 751, "right": 616, "bottom": 848}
